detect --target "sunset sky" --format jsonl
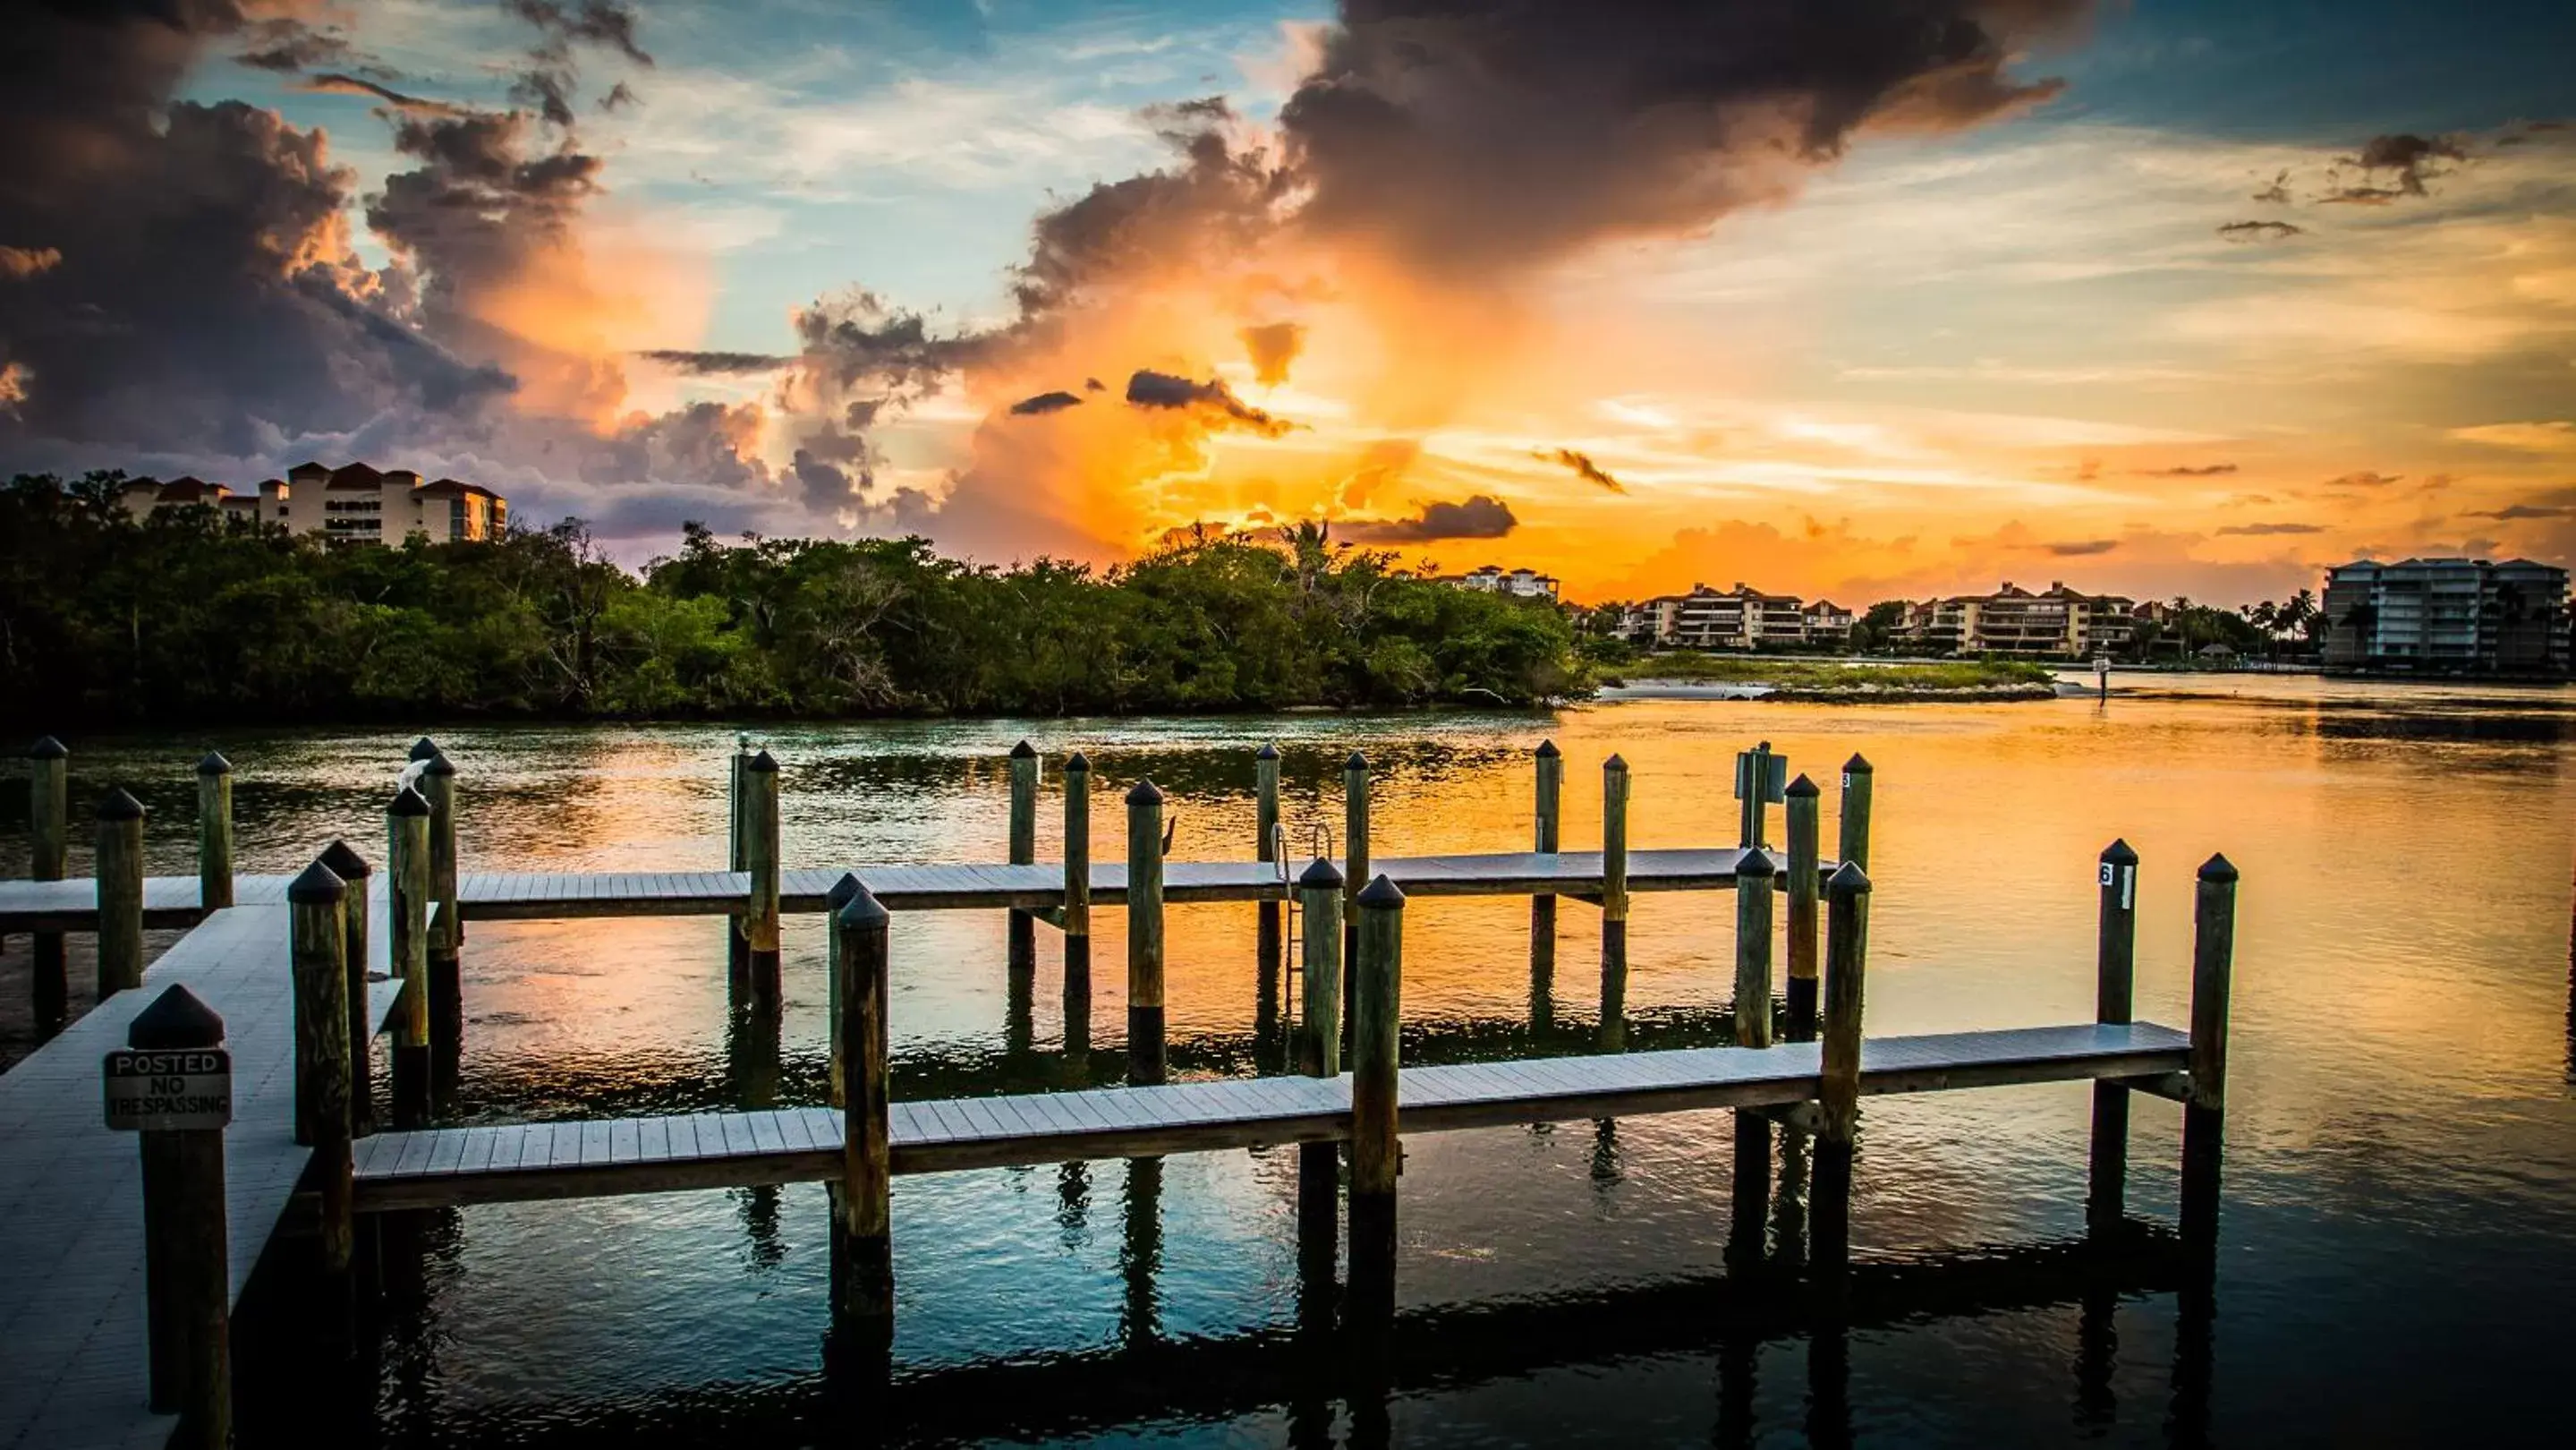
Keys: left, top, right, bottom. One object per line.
{"left": 4, "top": 1, "right": 2573, "bottom": 604}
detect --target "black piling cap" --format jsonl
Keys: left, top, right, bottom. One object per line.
{"left": 1604, "top": 752, "right": 1628, "bottom": 772}
{"left": 1842, "top": 753, "right": 1874, "bottom": 774}
{"left": 746, "top": 749, "right": 778, "bottom": 772}
{"left": 196, "top": 750, "right": 232, "bottom": 776}
{"left": 1344, "top": 749, "right": 1367, "bottom": 772}
{"left": 423, "top": 750, "right": 456, "bottom": 777}
{"left": 388, "top": 784, "right": 430, "bottom": 817}
{"left": 2198, "top": 853, "right": 2238, "bottom": 884}
{"left": 1065, "top": 750, "right": 1091, "bottom": 772}
{"left": 408, "top": 737, "right": 440, "bottom": 762}
{"left": 288, "top": 859, "right": 347, "bottom": 904}
{"left": 837, "top": 883, "right": 889, "bottom": 929}
{"left": 97, "top": 787, "right": 145, "bottom": 822}
{"left": 2101, "top": 838, "right": 2138, "bottom": 866}
{"left": 825, "top": 872, "right": 863, "bottom": 908}
{"left": 1298, "top": 857, "right": 1345, "bottom": 891}
{"left": 129, "top": 983, "right": 223, "bottom": 1050}
{"left": 1009, "top": 739, "right": 1038, "bottom": 759}
{"left": 1826, "top": 861, "right": 1873, "bottom": 896}
{"left": 1756, "top": 740, "right": 1773, "bottom": 753}
{"left": 1126, "top": 779, "right": 1164, "bottom": 806}
{"left": 1254, "top": 742, "right": 1279, "bottom": 761}
{"left": 1784, "top": 772, "right": 1819, "bottom": 798}
{"left": 1535, "top": 738, "right": 1560, "bottom": 759}
{"left": 1355, "top": 873, "right": 1407, "bottom": 909}
{"left": 28, "top": 735, "right": 68, "bottom": 760}
{"left": 1737, "top": 847, "right": 1777, "bottom": 877}
{"left": 319, "top": 839, "right": 371, "bottom": 880}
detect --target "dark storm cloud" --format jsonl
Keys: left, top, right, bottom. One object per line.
{"left": 2143, "top": 463, "right": 2239, "bottom": 476}
{"left": 1125, "top": 369, "right": 1294, "bottom": 436}
{"left": 577, "top": 400, "right": 766, "bottom": 489}
{"left": 2046, "top": 539, "right": 2119, "bottom": 556}
{"left": 1278, "top": 0, "right": 2090, "bottom": 271}
{"left": 507, "top": 1, "right": 655, "bottom": 69}
{"left": 368, "top": 112, "right": 606, "bottom": 364}
{"left": 636, "top": 349, "right": 792, "bottom": 374}
{"left": 1337, "top": 494, "right": 1518, "bottom": 543}
{"left": 1008, "top": 124, "right": 1288, "bottom": 320}
{"left": 1239, "top": 321, "right": 1305, "bottom": 387}
{"left": 2217, "top": 220, "right": 2301, "bottom": 242}
{"left": 1543, "top": 448, "right": 1628, "bottom": 493}
{"left": 1009, "top": 390, "right": 1084, "bottom": 415}
{"left": 790, "top": 447, "right": 857, "bottom": 510}
{"left": 2214, "top": 521, "right": 2323, "bottom": 535}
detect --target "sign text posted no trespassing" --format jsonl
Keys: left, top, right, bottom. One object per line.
{"left": 103, "top": 1049, "right": 233, "bottom": 1132}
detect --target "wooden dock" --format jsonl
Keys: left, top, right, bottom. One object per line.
{"left": 347, "top": 1023, "right": 2189, "bottom": 1212}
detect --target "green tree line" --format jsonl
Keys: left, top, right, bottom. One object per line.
{"left": 0, "top": 474, "right": 1586, "bottom": 725}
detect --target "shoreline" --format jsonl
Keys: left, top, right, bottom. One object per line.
{"left": 1597, "top": 679, "right": 2061, "bottom": 704}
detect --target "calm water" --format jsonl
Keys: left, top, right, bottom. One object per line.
{"left": 7, "top": 675, "right": 2574, "bottom": 1446}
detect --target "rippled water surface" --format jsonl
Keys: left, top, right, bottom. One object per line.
{"left": 7, "top": 673, "right": 2573, "bottom": 1446}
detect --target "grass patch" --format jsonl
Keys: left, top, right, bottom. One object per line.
{"left": 1616, "top": 655, "right": 2057, "bottom": 692}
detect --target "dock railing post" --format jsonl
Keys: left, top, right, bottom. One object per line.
{"left": 1837, "top": 755, "right": 1874, "bottom": 874}
{"left": 1599, "top": 754, "right": 1630, "bottom": 1051}
{"left": 96, "top": 787, "right": 147, "bottom": 995}
{"left": 1784, "top": 776, "right": 1822, "bottom": 1040}
{"left": 1348, "top": 874, "right": 1406, "bottom": 1321}
{"left": 1731, "top": 847, "right": 1776, "bottom": 1266}
{"left": 27, "top": 736, "right": 70, "bottom": 1030}
{"left": 1294, "top": 856, "right": 1345, "bottom": 1277}
{"left": 1063, "top": 752, "right": 1092, "bottom": 1061}
{"left": 123, "top": 984, "right": 232, "bottom": 1447}
{"left": 1342, "top": 750, "right": 1370, "bottom": 1007}
{"left": 1255, "top": 743, "right": 1281, "bottom": 978}
{"left": 288, "top": 860, "right": 354, "bottom": 1275}
{"left": 195, "top": 752, "right": 233, "bottom": 912}
{"left": 319, "top": 840, "right": 374, "bottom": 1132}
{"left": 2088, "top": 840, "right": 2139, "bottom": 1232}
{"left": 833, "top": 883, "right": 894, "bottom": 1335}
{"left": 2181, "top": 855, "right": 2237, "bottom": 1250}
{"left": 387, "top": 785, "right": 432, "bottom": 1129}
{"left": 741, "top": 749, "right": 783, "bottom": 1001}
{"left": 1126, "top": 780, "right": 1168, "bottom": 1085}
{"left": 1531, "top": 739, "right": 1561, "bottom": 1028}
{"left": 1007, "top": 741, "right": 1039, "bottom": 1004}
{"left": 1812, "top": 863, "right": 1872, "bottom": 1271}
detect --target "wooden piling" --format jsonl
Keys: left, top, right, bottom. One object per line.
{"left": 1126, "top": 779, "right": 1168, "bottom": 1086}
{"left": 1837, "top": 755, "right": 1874, "bottom": 874}
{"left": 1348, "top": 874, "right": 1406, "bottom": 1319}
{"left": 26, "top": 736, "right": 69, "bottom": 1030}
{"left": 421, "top": 750, "right": 462, "bottom": 1054}
{"left": 825, "top": 873, "right": 861, "bottom": 1106}
{"left": 2181, "top": 854, "right": 2237, "bottom": 1249}
{"left": 386, "top": 785, "right": 432, "bottom": 1130}
{"left": 1342, "top": 750, "right": 1370, "bottom": 994}
{"left": 727, "top": 738, "right": 749, "bottom": 979}
{"left": 128, "top": 985, "right": 233, "bottom": 1447}
{"left": 1739, "top": 741, "right": 1773, "bottom": 849}
{"left": 1600, "top": 754, "right": 1630, "bottom": 1051}
{"left": 1784, "top": 774, "right": 1822, "bottom": 1040}
{"left": 2087, "top": 839, "right": 2139, "bottom": 1231}
{"left": 1532, "top": 739, "right": 1561, "bottom": 1011}
{"left": 1294, "top": 855, "right": 1345, "bottom": 1267}
{"left": 95, "top": 787, "right": 147, "bottom": 995}
{"left": 1007, "top": 741, "right": 1039, "bottom": 995}
{"left": 1254, "top": 743, "right": 1281, "bottom": 979}
{"left": 742, "top": 749, "right": 783, "bottom": 995}
{"left": 1812, "top": 862, "right": 1872, "bottom": 1269}
{"left": 1063, "top": 752, "right": 1092, "bottom": 1058}
{"left": 1730, "top": 846, "right": 1776, "bottom": 1267}
{"left": 194, "top": 751, "right": 233, "bottom": 912}
{"left": 319, "top": 840, "right": 374, "bottom": 1131}
{"left": 834, "top": 882, "right": 894, "bottom": 1331}
{"left": 288, "top": 860, "right": 353, "bottom": 1272}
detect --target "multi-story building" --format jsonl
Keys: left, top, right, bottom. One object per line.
{"left": 2322, "top": 557, "right": 2569, "bottom": 675}
{"left": 1896, "top": 582, "right": 2143, "bottom": 657}
{"left": 116, "top": 461, "right": 507, "bottom": 545}
{"left": 1616, "top": 584, "right": 1849, "bottom": 650}
{"left": 1445, "top": 565, "right": 1561, "bottom": 601}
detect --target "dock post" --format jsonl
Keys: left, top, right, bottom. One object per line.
{"left": 386, "top": 785, "right": 432, "bottom": 1129}
{"left": 195, "top": 751, "right": 233, "bottom": 912}
{"left": 2088, "top": 840, "right": 2139, "bottom": 1231}
{"left": 1531, "top": 739, "right": 1561, "bottom": 1031}
{"left": 834, "top": 882, "right": 894, "bottom": 1335}
{"left": 319, "top": 840, "right": 374, "bottom": 1132}
{"left": 288, "top": 860, "right": 354, "bottom": 1275}
{"left": 1837, "top": 755, "right": 1874, "bottom": 873}
{"left": 1255, "top": 743, "right": 1281, "bottom": 985}
{"left": 26, "top": 736, "right": 70, "bottom": 1031}
{"left": 126, "top": 985, "right": 231, "bottom": 1447}
{"left": 1007, "top": 741, "right": 1039, "bottom": 1011}
{"left": 1812, "top": 863, "right": 1872, "bottom": 1270}
{"left": 1348, "top": 874, "right": 1407, "bottom": 1322}
{"left": 96, "top": 787, "right": 147, "bottom": 995}
{"left": 1599, "top": 754, "right": 1630, "bottom": 1051}
{"left": 1125, "top": 779, "right": 1168, "bottom": 1086}
{"left": 2181, "top": 855, "right": 2237, "bottom": 1250}
{"left": 419, "top": 751, "right": 463, "bottom": 1097}
{"left": 825, "top": 873, "right": 861, "bottom": 1105}
{"left": 1295, "top": 857, "right": 1346, "bottom": 1275}
{"left": 742, "top": 749, "right": 783, "bottom": 999}
{"left": 1731, "top": 847, "right": 1776, "bottom": 1266}
{"left": 726, "top": 736, "right": 751, "bottom": 983}
{"left": 1739, "top": 741, "right": 1773, "bottom": 849}
{"left": 1063, "top": 752, "right": 1092, "bottom": 1062}
{"left": 1784, "top": 775, "right": 1821, "bottom": 1040}
{"left": 1342, "top": 750, "right": 1370, "bottom": 1007}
